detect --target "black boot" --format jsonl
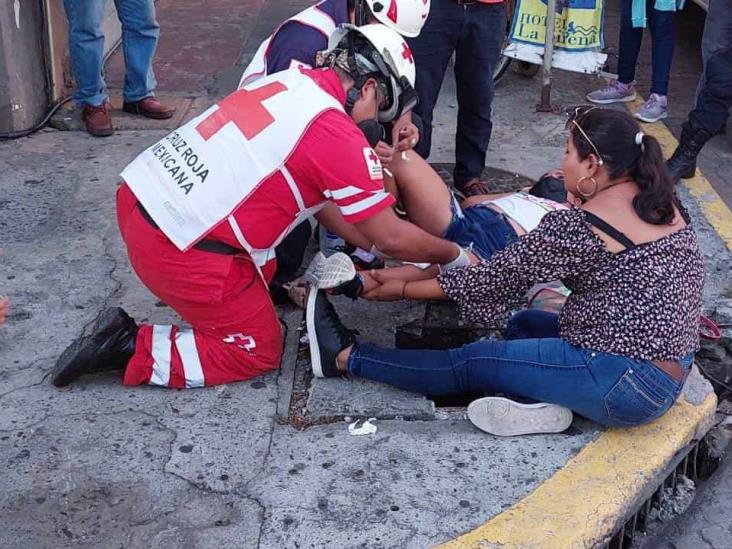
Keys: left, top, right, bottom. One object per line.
{"left": 305, "top": 290, "right": 358, "bottom": 378}
{"left": 52, "top": 307, "right": 138, "bottom": 387}
{"left": 666, "top": 122, "right": 713, "bottom": 181}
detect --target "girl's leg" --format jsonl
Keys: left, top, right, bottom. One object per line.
{"left": 647, "top": 6, "right": 676, "bottom": 96}
{"left": 617, "top": 0, "right": 644, "bottom": 85}
{"left": 389, "top": 151, "right": 455, "bottom": 236}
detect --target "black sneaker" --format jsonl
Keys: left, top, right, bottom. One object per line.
{"left": 305, "top": 290, "right": 357, "bottom": 378}
{"left": 329, "top": 274, "right": 364, "bottom": 300}
{"left": 52, "top": 307, "right": 138, "bottom": 387}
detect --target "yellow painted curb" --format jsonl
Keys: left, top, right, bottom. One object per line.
{"left": 626, "top": 97, "right": 732, "bottom": 253}
{"left": 440, "top": 390, "right": 717, "bottom": 549}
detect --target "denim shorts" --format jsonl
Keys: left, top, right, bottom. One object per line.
{"left": 443, "top": 197, "right": 518, "bottom": 260}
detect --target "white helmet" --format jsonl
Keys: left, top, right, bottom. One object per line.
{"left": 357, "top": 0, "right": 431, "bottom": 38}
{"left": 326, "top": 24, "right": 418, "bottom": 123}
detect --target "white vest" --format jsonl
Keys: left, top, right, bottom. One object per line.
{"left": 238, "top": 1, "right": 338, "bottom": 88}
{"left": 121, "top": 69, "right": 344, "bottom": 261}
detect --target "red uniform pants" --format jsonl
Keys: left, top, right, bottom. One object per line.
{"left": 116, "top": 184, "right": 283, "bottom": 388}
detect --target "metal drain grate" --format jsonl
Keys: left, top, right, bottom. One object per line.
{"left": 603, "top": 436, "right": 720, "bottom": 549}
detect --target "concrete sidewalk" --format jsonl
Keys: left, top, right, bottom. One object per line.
{"left": 1, "top": 1, "right": 729, "bottom": 547}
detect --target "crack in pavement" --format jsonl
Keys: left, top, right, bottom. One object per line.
{"left": 0, "top": 360, "right": 53, "bottom": 400}
{"left": 0, "top": 408, "right": 161, "bottom": 433}
{"left": 150, "top": 408, "right": 271, "bottom": 545}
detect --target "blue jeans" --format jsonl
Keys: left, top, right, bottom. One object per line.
{"left": 618, "top": 0, "right": 675, "bottom": 96}
{"left": 443, "top": 200, "right": 518, "bottom": 261}
{"left": 408, "top": 0, "right": 506, "bottom": 190}
{"left": 348, "top": 310, "right": 692, "bottom": 427}
{"left": 63, "top": 0, "right": 160, "bottom": 106}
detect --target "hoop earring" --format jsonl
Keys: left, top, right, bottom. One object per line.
{"left": 576, "top": 176, "right": 598, "bottom": 199}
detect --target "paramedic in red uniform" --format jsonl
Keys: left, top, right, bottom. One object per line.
{"left": 239, "top": 0, "right": 430, "bottom": 289}
{"left": 52, "top": 25, "right": 473, "bottom": 390}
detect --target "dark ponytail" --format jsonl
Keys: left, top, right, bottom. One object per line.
{"left": 571, "top": 108, "right": 678, "bottom": 225}
{"left": 631, "top": 134, "right": 677, "bottom": 224}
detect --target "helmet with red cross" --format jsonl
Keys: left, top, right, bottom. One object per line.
{"left": 326, "top": 23, "right": 418, "bottom": 123}
{"left": 357, "top": 0, "right": 431, "bottom": 38}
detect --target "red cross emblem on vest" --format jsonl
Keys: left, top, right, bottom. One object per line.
{"left": 401, "top": 43, "right": 413, "bottom": 64}
{"left": 196, "top": 82, "right": 288, "bottom": 141}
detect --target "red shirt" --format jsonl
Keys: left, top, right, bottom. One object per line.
{"left": 207, "top": 68, "right": 395, "bottom": 252}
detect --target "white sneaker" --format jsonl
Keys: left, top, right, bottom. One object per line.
{"left": 304, "top": 252, "right": 356, "bottom": 289}
{"left": 467, "top": 397, "right": 573, "bottom": 436}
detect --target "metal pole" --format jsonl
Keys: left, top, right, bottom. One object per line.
{"left": 537, "top": 0, "right": 557, "bottom": 112}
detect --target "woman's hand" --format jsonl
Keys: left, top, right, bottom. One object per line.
{"left": 392, "top": 122, "right": 419, "bottom": 152}
{"left": 361, "top": 271, "right": 406, "bottom": 301}
{"left": 359, "top": 271, "right": 380, "bottom": 294}
{"left": 466, "top": 249, "right": 481, "bottom": 265}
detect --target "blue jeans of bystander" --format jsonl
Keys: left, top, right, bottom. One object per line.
{"left": 63, "top": 0, "right": 160, "bottom": 106}
{"left": 618, "top": 0, "right": 675, "bottom": 96}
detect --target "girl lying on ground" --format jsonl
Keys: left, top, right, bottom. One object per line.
{"left": 319, "top": 154, "right": 577, "bottom": 298}
{"left": 360, "top": 168, "right": 575, "bottom": 292}
{"left": 287, "top": 163, "right": 572, "bottom": 304}
{"left": 307, "top": 107, "right": 705, "bottom": 436}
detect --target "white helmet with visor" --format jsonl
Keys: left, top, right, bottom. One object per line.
{"left": 324, "top": 23, "right": 418, "bottom": 124}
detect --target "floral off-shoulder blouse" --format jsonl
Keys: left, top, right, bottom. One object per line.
{"left": 437, "top": 207, "right": 705, "bottom": 361}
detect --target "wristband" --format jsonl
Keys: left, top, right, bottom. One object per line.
{"left": 438, "top": 246, "right": 469, "bottom": 274}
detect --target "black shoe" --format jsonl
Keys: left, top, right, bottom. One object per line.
{"left": 52, "top": 307, "right": 138, "bottom": 387}
{"left": 305, "top": 290, "right": 357, "bottom": 378}
{"left": 329, "top": 274, "right": 364, "bottom": 300}
{"left": 666, "top": 122, "right": 713, "bottom": 182}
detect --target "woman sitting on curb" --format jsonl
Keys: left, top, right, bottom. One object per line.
{"left": 307, "top": 107, "right": 705, "bottom": 436}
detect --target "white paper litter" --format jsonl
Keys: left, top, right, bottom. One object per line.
{"left": 348, "top": 418, "right": 377, "bottom": 436}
